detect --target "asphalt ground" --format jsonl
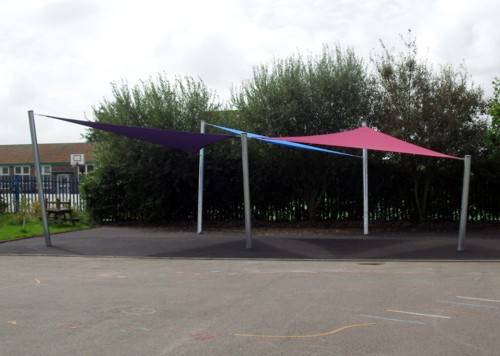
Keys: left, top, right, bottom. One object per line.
{"left": 0, "top": 227, "right": 499, "bottom": 355}
{"left": 0, "top": 226, "right": 499, "bottom": 260}
{"left": 1, "top": 256, "right": 500, "bottom": 355}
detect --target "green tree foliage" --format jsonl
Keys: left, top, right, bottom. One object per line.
{"left": 370, "top": 34, "right": 487, "bottom": 222}
{"left": 0, "top": 196, "right": 7, "bottom": 214}
{"left": 232, "top": 46, "right": 371, "bottom": 221}
{"left": 81, "top": 75, "right": 220, "bottom": 222}
{"left": 80, "top": 42, "right": 498, "bottom": 225}
{"left": 233, "top": 46, "right": 370, "bottom": 135}
{"left": 486, "top": 78, "right": 500, "bottom": 160}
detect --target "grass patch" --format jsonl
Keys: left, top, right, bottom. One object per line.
{"left": 0, "top": 214, "right": 91, "bottom": 242}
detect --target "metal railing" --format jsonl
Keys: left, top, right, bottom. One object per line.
{"left": 0, "top": 176, "right": 83, "bottom": 213}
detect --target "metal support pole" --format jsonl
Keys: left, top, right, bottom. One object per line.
{"left": 363, "top": 148, "right": 368, "bottom": 235}
{"left": 197, "top": 120, "right": 206, "bottom": 234}
{"left": 241, "top": 133, "right": 252, "bottom": 249}
{"left": 28, "top": 110, "right": 51, "bottom": 247}
{"left": 457, "top": 155, "right": 471, "bottom": 251}
{"left": 362, "top": 121, "right": 369, "bottom": 235}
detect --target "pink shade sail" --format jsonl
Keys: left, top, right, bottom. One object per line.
{"left": 274, "top": 126, "right": 459, "bottom": 160}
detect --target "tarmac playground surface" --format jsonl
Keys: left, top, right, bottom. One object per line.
{"left": 0, "top": 226, "right": 499, "bottom": 355}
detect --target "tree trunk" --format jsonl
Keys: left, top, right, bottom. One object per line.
{"left": 308, "top": 197, "right": 317, "bottom": 222}
{"left": 413, "top": 174, "right": 431, "bottom": 223}
{"left": 305, "top": 186, "right": 327, "bottom": 222}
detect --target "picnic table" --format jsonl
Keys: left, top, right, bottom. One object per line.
{"left": 46, "top": 199, "right": 79, "bottom": 224}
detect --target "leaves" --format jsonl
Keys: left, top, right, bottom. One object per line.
{"left": 81, "top": 75, "right": 219, "bottom": 222}
{"left": 232, "top": 46, "right": 369, "bottom": 221}
{"left": 80, "top": 40, "right": 497, "bottom": 224}
{"left": 370, "top": 34, "right": 487, "bottom": 221}
{"left": 486, "top": 78, "right": 500, "bottom": 160}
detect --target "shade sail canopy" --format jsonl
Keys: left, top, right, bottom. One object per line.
{"left": 39, "top": 115, "right": 234, "bottom": 154}
{"left": 275, "top": 126, "right": 459, "bottom": 159}
{"left": 208, "top": 124, "right": 360, "bottom": 158}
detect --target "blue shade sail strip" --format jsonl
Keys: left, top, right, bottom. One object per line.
{"left": 208, "top": 124, "right": 360, "bottom": 158}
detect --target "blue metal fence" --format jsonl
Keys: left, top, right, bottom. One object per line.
{"left": 0, "top": 176, "right": 82, "bottom": 213}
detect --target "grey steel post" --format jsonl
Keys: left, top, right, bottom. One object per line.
{"left": 241, "top": 133, "right": 252, "bottom": 249}
{"left": 457, "top": 155, "right": 471, "bottom": 251}
{"left": 28, "top": 110, "right": 51, "bottom": 247}
{"left": 197, "top": 120, "right": 206, "bottom": 234}
{"left": 362, "top": 121, "right": 369, "bottom": 235}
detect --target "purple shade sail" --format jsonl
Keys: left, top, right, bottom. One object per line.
{"left": 39, "top": 114, "right": 234, "bottom": 154}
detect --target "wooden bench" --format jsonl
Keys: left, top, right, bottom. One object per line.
{"left": 46, "top": 199, "right": 79, "bottom": 224}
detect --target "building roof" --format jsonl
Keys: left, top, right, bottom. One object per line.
{"left": 0, "top": 143, "right": 94, "bottom": 165}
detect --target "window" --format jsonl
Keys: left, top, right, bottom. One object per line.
{"left": 42, "top": 165, "right": 52, "bottom": 175}
{"left": 85, "top": 165, "right": 94, "bottom": 174}
{"left": 14, "top": 166, "right": 30, "bottom": 176}
{"left": 0, "top": 166, "right": 9, "bottom": 176}
{"left": 40, "top": 165, "right": 52, "bottom": 191}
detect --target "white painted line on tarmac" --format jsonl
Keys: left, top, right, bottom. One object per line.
{"left": 456, "top": 296, "right": 500, "bottom": 303}
{"left": 386, "top": 309, "right": 451, "bottom": 319}
{"left": 359, "top": 314, "right": 425, "bottom": 325}
{"left": 439, "top": 300, "right": 498, "bottom": 309}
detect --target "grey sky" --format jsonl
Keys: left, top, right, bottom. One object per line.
{"left": 1, "top": 0, "right": 498, "bottom": 144}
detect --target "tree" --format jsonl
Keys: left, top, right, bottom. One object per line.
{"left": 82, "top": 75, "right": 220, "bottom": 222}
{"left": 370, "top": 33, "right": 487, "bottom": 222}
{"left": 486, "top": 78, "right": 500, "bottom": 160}
{"left": 232, "top": 46, "right": 371, "bottom": 221}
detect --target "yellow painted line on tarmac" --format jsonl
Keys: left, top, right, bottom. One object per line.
{"left": 386, "top": 309, "right": 451, "bottom": 319}
{"left": 234, "top": 322, "right": 375, "bottom": 339}
{"left": 457, "top": 296, "right": 500, "bottom": 303}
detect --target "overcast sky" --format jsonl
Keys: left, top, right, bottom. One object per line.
{"left": 1, "top": 0, "right": 498, "bottom": 144}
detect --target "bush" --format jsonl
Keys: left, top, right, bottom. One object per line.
{"left": 83, "top": 75, "right": 219, "bottom": 223}
{"left": 31, "top": 199, "right": 41, "bottom": 219}
{"left": 0, "top": 196, "right": 7, "bottom": 214}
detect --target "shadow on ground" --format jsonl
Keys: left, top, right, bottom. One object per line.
{"left": 0, "top": 226, "right": 499, "bottom": 260}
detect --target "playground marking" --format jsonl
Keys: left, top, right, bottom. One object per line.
{"left": 439, "top": 300, "right": 498, "bottom": 309}
{"left": 234, "top": 322, "right": 375, "bottom": 339}
{"left": 190, "top": 332, "right": 215, "bottom": 341}
{"left": 360, "top": 314, "right": 425, "bottom": 325}
{"left": 120, "top": 307, "right": 157, "bottom": 316}
{"left": 59, "top": 321, "right": 82, "bottom": 330}
{"left": 386, "top": 309, "right": 451, "bottom": 319}
{"left": 457, "top": 296, "right": 500, "bottom": 303}
{"left": 250, "top": 270, "right": 319, "bottom": 275}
